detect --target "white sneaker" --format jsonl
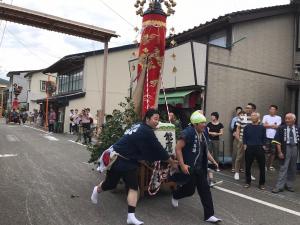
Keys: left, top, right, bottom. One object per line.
{"left": 206, "top": 216, "right": 222, "bottom": 223}
{"left": 171, "top": 197, "right": 179, "bottom": 208}
{"left": 127, "top": 213, "right": 144, "bottom": 225}
{"left": 91, "top": 186, "right": 98, "bottom": 204}
{"left": 251, "top": 175, "right": 256, "bottom": 181}
{"left": 234, "top": 172, "right": 239, "bottom": 180}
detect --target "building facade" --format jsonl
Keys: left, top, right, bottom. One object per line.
{"left": 170, "top": 2, "right": 300, "bottom": 160}
{"left": 0, "top": 78, "right": 9, "bottom": 117}
{"left": 25, "top": 70, "right": 56, "bottom": 113}
{"left": 41, "top": 45, "right": 137, "bottom": 133}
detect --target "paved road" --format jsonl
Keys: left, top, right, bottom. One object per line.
{"left": 0, "top": 121, "right": 300, "bottom": 225}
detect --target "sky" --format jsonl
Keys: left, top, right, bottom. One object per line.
{"left": 0, "top": 0, "right": 290, "bottom": 80}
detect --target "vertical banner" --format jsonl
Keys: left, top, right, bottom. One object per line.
{"left": 134, "top": 12, "right": 167, "bottom": 118}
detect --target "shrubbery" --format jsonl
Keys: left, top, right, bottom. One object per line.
{"left": 88, "top": 97, "right": 139, "bottom": 163}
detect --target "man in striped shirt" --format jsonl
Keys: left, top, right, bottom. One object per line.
{"left": 234, "top": 103, "right": 256, "bottom": 180}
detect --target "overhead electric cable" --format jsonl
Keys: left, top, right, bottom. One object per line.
{"left": 98, "top": 0, "right": 135, "bottom": 28}
{"left": 6, "top": 29, "right": 53, "bottom": 65}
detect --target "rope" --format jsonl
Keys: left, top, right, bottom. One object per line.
{"left": 148, "top": 161, "right": 170, "bottom": 196}
{"left": 146, "top": 63, "right": 150, "bottom": 110}
{"left": 147, "top": 26, "right": 174, "bottom": 196}
{"left": 160, "top": 75, "right": 170, "bottom": 122}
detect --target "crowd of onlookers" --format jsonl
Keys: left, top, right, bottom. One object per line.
{"left": 168, "top": 102, "right": 299, "bottom": 192}
{"left": 69, "top": 108, "right": 95, "bottom": 145}
{"left": 228, "top": 103, "right": 299, "bottom": 192}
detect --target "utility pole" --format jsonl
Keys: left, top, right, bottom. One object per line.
{"left": 44, "top": 74, "right": 50, "bottom": 130}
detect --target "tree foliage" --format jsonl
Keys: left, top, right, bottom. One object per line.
{"left": 88, "top": 97, "right": 139, "bottom": 163}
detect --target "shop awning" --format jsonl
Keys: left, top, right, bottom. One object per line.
{"left": 158, "top": 90, "right": 194, "bottom": 105}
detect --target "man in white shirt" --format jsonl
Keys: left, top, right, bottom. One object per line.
{"left": 262, "top": 105, "right": 282, "bottom": 171}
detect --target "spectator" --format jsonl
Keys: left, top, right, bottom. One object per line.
{"left": 48, "top": 108, "right": 56, "bottom": 133}
{"left": 272, "top": 113, "right": 299, "bottom": 193}
{"left": 75, "top": 113, "right": 83, "bottom": 143}
{"left": 207, "top": 112, "right": 224, "bottom": 167}
{"left": 12, "top": 108, "right": 20, "bottom": 124}
{"left": 21, "top": 110, "right": 28, "bottom": 124}
{"left": 69, "top": 109, "right": 74, "bottom": 134}
{"left": 33, "top": 109, "right": 38, "bottom": 124}
{"left": 29, "top": 111, "right": 34, "bottom": 124}
{"left": 262, "top": 105, "right": 282, "bottom": 171}
{"left": 168, "top": 112, "right": 182, "bottom": 139}
{"left": 81, "top": 109, "right": 91, "bottom": 145}
{"left": 231, "top": 110, "right": 245, "bottom": 173}
{"left": 72, "top": 109, "right": 79, "bottom": 134}
{"left": 243, "top": 112, "right": 266, "bottom": 189}
{"left": 234, "top": 103, "right": 256, "bottom": 180}
{"left": 230, "top": 106, "right": 242, "bottom": 131}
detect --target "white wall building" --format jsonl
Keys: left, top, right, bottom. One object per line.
{"left": 25, "top": 70, "right": 56, "bottom": 113}
{"left": 6, "top": 70, "right": 31, "bottom": 110}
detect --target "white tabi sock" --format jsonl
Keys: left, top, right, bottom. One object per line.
{"left": 171, "top": 197, "right": 179, "bottom": 208}
{"left": 127, "top": 213, "right": 144, "bottom": 225}
{"left": 91, "top": 186, "right": 99, "bottom": 204}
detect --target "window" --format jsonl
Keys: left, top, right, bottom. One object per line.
{"left": 209, "top": 30, "right": 228, "bottom": 48}
{"left": 40, "top": 80, "right": 47, "bottom": 92}
{"left": 57, "top": 70, "right": 83, "bottom": 94}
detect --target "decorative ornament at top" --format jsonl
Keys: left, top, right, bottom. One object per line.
{"left": 134, "top": 0, "right": 176, "bottom": 17}
{"left": 13, "top": 83, "right": 23, "bottom": 98}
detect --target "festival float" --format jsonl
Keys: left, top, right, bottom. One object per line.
{"left": 90, "top": 0, "right": 178, "bottom": 197}
{"left": 7, "top": 83, "right": 23, "bottom": 123}
{"left": 133, "top": 0, "right": 177, "bottom": 196}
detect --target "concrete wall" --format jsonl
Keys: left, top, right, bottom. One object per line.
{"left": 63, "top": 47, "right": 136, "bottom": 132}
{"left": 206, "top": 14, "right": 294, "bottom": 156}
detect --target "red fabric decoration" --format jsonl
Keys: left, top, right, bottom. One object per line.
{"left": 102, "top": 151, "right": 111, "bottom": 167}
{"left": 137, "top": 13, "right": 167, "bottom": 117}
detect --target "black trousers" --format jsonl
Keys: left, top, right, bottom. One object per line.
{"left": 82, "top": 123, "right": 91, "bottom": 143}
{"left": 173, "top": 170, "right": 214, "bottom": 220}
{"left": 101, "top": 168, "right": 138, "bottom": 191}
{"left": 245, "top": 145, "right": 265, "bottom": 185}
{"left": 48, "top": 123, "right": 54, "bottom": 132}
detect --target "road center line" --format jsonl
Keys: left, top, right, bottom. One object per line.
{"left": 214, "top": 186, "right": 300, "bottom": 217}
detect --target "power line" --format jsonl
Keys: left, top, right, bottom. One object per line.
{"left": 6, "top": 29, "right": 53, "bottom": 65}
{"left": 98, "top": 0, "right": 135, "bottom": 28}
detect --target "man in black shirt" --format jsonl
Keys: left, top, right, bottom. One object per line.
{"left": 91, "top": 109, "right": 177, "bottom": 225}
{"left": 243, "top": 112, "right": 267, "bottom": 189}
